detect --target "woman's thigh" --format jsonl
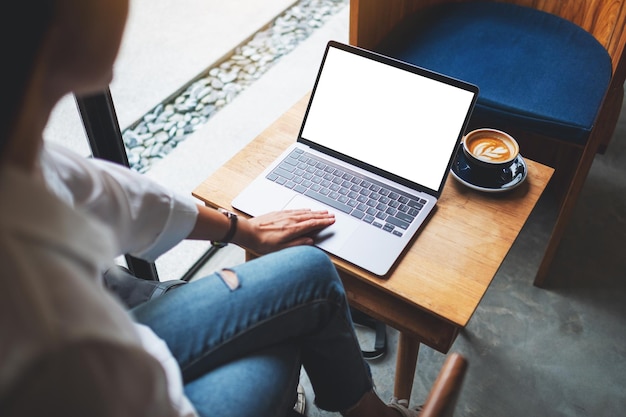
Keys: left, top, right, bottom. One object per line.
{"left": 131, "top": 246, "right": 345, "bottom": 381}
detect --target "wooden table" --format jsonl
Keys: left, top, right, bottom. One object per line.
{"left": 192, "top": 95, "right": 554, "bottom": 400}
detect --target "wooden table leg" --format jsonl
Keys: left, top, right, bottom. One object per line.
{"left": 394, "top": 332, "right": 420, "bottom": 401}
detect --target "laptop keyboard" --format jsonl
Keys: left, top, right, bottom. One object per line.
{"left": 266, "top": 148, "right": 427, "bottom": 237}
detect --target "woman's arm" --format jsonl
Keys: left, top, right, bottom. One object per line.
{"left": 187, "top": 205, "right": 335, "bottom": 255}
{"left": 43, "top": 143, "right": 335, "bottom": 259}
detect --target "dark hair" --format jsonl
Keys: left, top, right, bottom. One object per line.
{"left": 0, "top": 1, "right": 55, "bottom": 159}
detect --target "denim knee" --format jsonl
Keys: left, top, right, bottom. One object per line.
{"left": 286, "top": 246, "right": 336, "bottom": 277}
{"left": 277, "top": 246, "right": 345, "bottom": 298}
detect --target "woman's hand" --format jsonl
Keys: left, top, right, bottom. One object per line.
{"left": 234, "top": 209, "right": 335, "bottom": 254}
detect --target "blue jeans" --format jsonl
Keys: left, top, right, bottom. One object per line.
{"left": 132, "top": 246, "right": 373, "bottom": 417}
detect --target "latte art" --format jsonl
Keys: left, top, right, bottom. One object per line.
{"left": 468, "top": 138, "right": 513, "bottom": 162}
{"left": 462, "top": 128, "right": 519, "bottom": 167}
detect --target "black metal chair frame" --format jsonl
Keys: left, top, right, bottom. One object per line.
{"left": 75, "top": 88, "right": 218, "bottom": 282}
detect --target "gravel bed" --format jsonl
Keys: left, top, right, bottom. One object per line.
{"left": 122, "top": 0, "right": 348, "bottom": 173}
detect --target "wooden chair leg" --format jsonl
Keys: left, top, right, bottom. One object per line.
{"left": 534, "top": 83, "right": 624, "bottom": 287}
{"left": 534, "top": 142, "right": 598, "bottom": 286}
{"left": 394, "top": 332, "right": 420, "bottom": 401}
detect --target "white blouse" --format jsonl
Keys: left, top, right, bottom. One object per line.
{"left": 0, "top": 143, "right": 199, "bottom": 416}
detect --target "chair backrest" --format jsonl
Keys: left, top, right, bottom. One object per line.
{"left": 350, "top": 0, "right": 626, "bottom": 75}
{"left": 510, "top": 0, "right": 626, "bottom": 76}
{"left": 419, "top": 353, "right": 468, "bottom": 417}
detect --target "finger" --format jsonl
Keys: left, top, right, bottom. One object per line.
{"left": 291, "top": 210, "right": 335, "bottom": 221}
{"left": 258, "top": 209, "right": 318, "bottom": 222}
{"left": 278, "top": 208, "right": 315, "bottom": 216}
{"left": 285, "top": 217, "right": 335, "bottom": 236}
{"left": 259, "top": 211, "right": 334, "bottom": 228}
{"left": 283, "top": 208, "right": 331, "bottom": 216}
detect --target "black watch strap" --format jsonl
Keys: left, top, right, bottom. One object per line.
{"left": 212, "top": 208, "right": 238, "bottom": 248}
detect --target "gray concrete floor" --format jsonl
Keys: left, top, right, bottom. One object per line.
{"left": 45, "top": 1, "right": 626, "bottom": 416}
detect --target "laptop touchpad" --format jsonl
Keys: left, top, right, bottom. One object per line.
{"left": 283, "top": 194, "right": 359, "bottom": 252}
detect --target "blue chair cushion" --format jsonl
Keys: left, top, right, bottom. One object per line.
{"left": 378, "top": 2, "right": 612, "bottom": 145}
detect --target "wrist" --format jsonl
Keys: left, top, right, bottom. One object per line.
{"left": 230, "top": 215, "right": 254, "bottom": 248}
{"left": 211, "top": 208, "right": 238, "bottom": 248}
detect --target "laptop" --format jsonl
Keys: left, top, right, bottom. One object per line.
{"left": 233, "top": 41, "right": 478, "bottom": 276}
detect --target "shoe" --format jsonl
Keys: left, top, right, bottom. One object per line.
{"left": 388, "top": 397, "right": 423, "bottom": 417}
{"left": 293, "top": 384, "right": 306, "bottom": 415}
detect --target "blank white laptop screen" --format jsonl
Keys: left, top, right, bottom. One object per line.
{"left": 300, "top": 46, "right": 476, "bottom": 192}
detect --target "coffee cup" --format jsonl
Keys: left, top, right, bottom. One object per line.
{"left": 461, "top": 128, "right": 519, "bottom": 169}
{"left": 452, "top": 128, "right": 526, "bottom": 190}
